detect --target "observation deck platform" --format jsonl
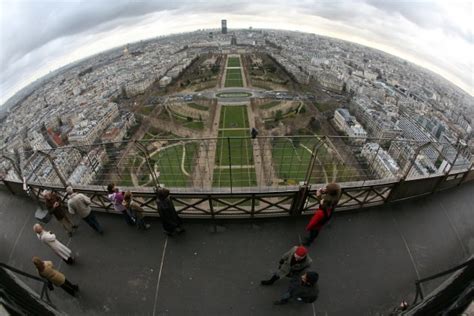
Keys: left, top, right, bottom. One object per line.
{"left": 1, "top": 182, "right": 473, "bottom": 315}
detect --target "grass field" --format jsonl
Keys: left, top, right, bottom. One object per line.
{"left": 227, "top": 57, "right": 241, "bottom": 67}
{"left": 219, "top": 106, "right": 249, "bottom": 129}
{"left": 149, "top": 142, "right": 198, "bottom": 187}
{"left": 225, "top": 69, "right": 244, "bottom": 87}
{"left": 214, "top": 105, "right": 256, "bottom": 187}
{"left": 271, "top": 137, "right": 361, "bottom": 185}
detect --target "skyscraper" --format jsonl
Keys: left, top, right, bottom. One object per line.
{"left": 221, "top": 19, "right": 227, "bottom": 34}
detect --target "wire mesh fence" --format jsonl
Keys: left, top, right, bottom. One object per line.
{"left": 1, "top": 136, "right": 472, "bottom": 192}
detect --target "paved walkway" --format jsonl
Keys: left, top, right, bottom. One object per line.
{"left": 1, "top": 181, "right": 473, "bottom": 315}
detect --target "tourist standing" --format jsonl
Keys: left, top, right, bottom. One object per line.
{"left": 156, "top": 188, "right": 184, "bottom": 236}
{"left": 107, "top": 183, "right": 135, "bottom": 225}
{"left": 274, "top": 272, "right": 319, "bottom": 305}
{"left": 32, "top": 256, "right": 79, "bottom": 297}
{"left": 43, "top": 190, "right": 77, "bottom": 236}
{"left": 261, "top": 246, "right": 312, "bottom": 286}
{"left": 66, "top": 186, "right": 104, "bottom": 234}
{"left": 33, "top": 223, "right": 74, "bottom": 264}
{"left": 123, "top": 191, "right": 151, "bottom": 230}
{"left": 303, "top": 182, "right": 341, "bottom": 246}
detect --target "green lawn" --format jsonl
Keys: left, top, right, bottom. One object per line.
{"left": 213, "top": 167, "right": 257, "bottom": 187}
{"left": 219, "top": 105, "right": 249, "bottom": 128}
{"left": 214, "top": 105, "right": 255, "bottom": 187}
{"left": 227, "top": 57, "right": 241, "bottom": 67}
{"left": 149, "top": 142, "right": 198, "bottom": 187}
{"left": 225, "top": 69, "right": 244, "bottom": 87}
{"left": 272, "top": 138, "right": 316, "bottom": 185}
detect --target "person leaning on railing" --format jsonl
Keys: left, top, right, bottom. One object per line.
{"left": 123, "top": 191, "right": 151, "bottom": 230}
{"left": 302, "top": 183, "right": 342, "bottom": 246}
{"left": 66, "top": 186, "right": 104, "bottom": 235}
{"left": 155, "top": 187, "right": 185, "bottom": 236}
{"left": 43, "top": 190, "right": 77, "bottom": 237}
{"left": 107, "top": 183, "right": 135, "bottom": 226}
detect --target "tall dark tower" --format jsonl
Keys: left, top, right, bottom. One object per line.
{"left": 221, "top": 19, "right": 227, "bottom": 34}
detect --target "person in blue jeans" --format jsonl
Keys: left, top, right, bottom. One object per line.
{"left": 123, "top": 191, "right": 150, "bottom": 230}
{"left": 66, "top": 186, "right": 104, "bottom": 234}
{"left": 107, "top": 183, "right": 135, "bottom": 226}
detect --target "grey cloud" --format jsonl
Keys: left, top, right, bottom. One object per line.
{"left": 366, "top": 0, "right": 473, "bottom": 43}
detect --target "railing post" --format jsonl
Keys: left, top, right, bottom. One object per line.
{"left": 208, "top": 194, "right": 217, "bottom": 232}
{"left": 431, "top": 140, "right": 464, "bottom": 193}
{"left": 386, "top": 142, "right": 430, "bottom": 202}
{"left": 0, "top": 153, "right": 23, "bottom": 181}
{"left": 290, "top": 185, "right": 309, "bottom": 216}
{"left": 37, "top": 150, "right": 68, "bottom": 187}
{"left": 304, "top": 137, "right": 326, "bottom": 186}
{"left": 227, "top": 137, "right": 233, "bottom": 194}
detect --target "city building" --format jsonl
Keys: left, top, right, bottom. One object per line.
{"left": 221, "top": 19, "right": 227, "bottom": 34}
{"left": 361, "top": 143, "right": 400, "bottom": 179}
{"left": 333, "top": 108, "right": 367, "bottom": 145}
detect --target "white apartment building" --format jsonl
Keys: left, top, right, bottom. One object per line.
{"left": 334, "top": 108, "right": 367, "bottom": 144}
{"left": 361, "top": 143, "right": 400, "bottom": 179}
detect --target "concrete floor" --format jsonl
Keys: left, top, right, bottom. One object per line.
{"left": 1, "top": 181, "right": 473, "bottom": 315}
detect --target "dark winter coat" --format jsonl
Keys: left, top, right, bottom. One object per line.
{"left": 277, "top": 246, "right": 312, "bottom": 277}
{"left": 44, "top": 192, "right": 67, "bottom": 220}
{"left": 287, "top": 276, "right": 319, "bottom": 303}
{"left": 156, "top": 197, "right": 182, "bottom": 232}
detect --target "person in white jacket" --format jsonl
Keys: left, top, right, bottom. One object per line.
{"left": 33, "top": 223, "right": 74, "bottom": 265}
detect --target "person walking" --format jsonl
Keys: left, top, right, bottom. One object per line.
{"left": 303, "top": 182, "right": 342, "bottom": 246}
{"left": 32, "top": 256, "right": 79, "bottom": 297}
{"left": 155, "top": 187, "right": 184, "bottom": 236}
{"left": 123, "top": 191, "right": 150, "bottom": 230}
{"left": 33, "top": 223, "right": 74, "bottom": 264}
{"left": 273, "top": 272, "right": 319, "bottom": 305}
{"left": 43, "top": 190, "right": 77, "bottom": 237}
{"left": 66, "top": 186, "right": 104, "bottom": 234}
{"left": 107, "top": 183, "right": 135, "bottom": 225}
{"left": 261, "top": 246, "right": 312, "bottom": 285}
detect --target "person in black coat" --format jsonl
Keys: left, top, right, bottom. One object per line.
{"left": 274, "top": 271, "right": 319, "bottom": 305}
{"left": 156, "top": 187, "right": 185, "bottom": 236}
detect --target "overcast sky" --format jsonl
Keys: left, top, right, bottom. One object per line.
{"left": 0, "top": 0, "right": 473, "bottom": 105}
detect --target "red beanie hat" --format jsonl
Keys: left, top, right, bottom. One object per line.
{"left": 295, "top": 246, "right": 308, "bottom": 257}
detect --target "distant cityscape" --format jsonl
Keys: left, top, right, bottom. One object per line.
{"left": 1, "top": 25, "right": 473, "bottom": 187}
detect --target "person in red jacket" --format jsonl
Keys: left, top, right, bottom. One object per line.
{"left": 303, "top": 183, "right": 341, "bottom": 246}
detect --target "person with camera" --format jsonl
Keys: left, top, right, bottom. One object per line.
{"left": 303, "top": 182, "right": 341, "bottom": 246}
{"left": 261, "top": 245, "right": 312, "bottom": 286}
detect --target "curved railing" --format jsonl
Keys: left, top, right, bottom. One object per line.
{"left": 1, "top": 136, "right": 473, "bottom": 218}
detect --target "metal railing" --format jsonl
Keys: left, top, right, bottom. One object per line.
{"left": 1, "top": 136, "right": 473, "bottom": 218}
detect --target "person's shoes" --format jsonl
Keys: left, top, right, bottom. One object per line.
{"left": 68, "top": 232, "right": 73, "bottom": 237}
{"left": 72, "top": 225, "right": 79, "bottom": 229}
{"left": 176, "top": 227, "right": 185, "bottom": 234}
{"left": 145, "top": 224, "right": 151, "bottom": 230}
{"left": 273, "top": 300, "right": 288, "bottom": 305}
{"left": 261, "top": 280, "right": 274, "bottom": 286}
